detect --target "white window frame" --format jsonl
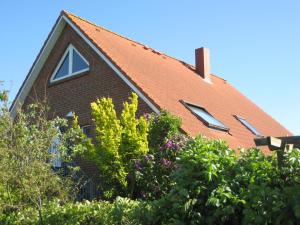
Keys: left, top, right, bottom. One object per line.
{"left": 50, "top": 44, "right": 90, "bottom": 83}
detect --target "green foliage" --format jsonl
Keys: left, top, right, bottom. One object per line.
{"left": 147, "top": 111, "right": 182, "bottom": 149}
{"left": 120, "top": 93, "right": 148, "bottom": 167}
{"left": 89, "top": 96, "right": 126, "bottom": 198}
{"left": 154, "top": 137, "right": 300, "bottom": 225}
{"left": 0, "top": 89, "right": 89, "bottom": 224}
{"left": 0, "top": 81, "right": 8, "bottom": 102}
{"left": 59, "top": 114, "right": 94, "bottom": 161}
{"left": 135, "top": 134, "right": 190, "bottom": 200}
{"left": 85, "top": 93, "right": 149, "bottom": 199}
{"left": 5, "top": 142, "right": 300, "bottom": 225}
{"left": 156, "top": 137, "right": 241, "bottom": 224}
{"left": 1, "top": 197, "right": 156, "bottom": 225}
{"left": 2, "top": 84, "right": 300, "bottom": 224}
{"left": 0, "top": 100, "right": 81, "bottom": 224}
{"left": 0, "top": 91, "right": 7, "bottom": 102}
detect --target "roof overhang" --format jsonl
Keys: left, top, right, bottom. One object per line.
{"left": 10, "top": 12, "right": 160, "bottom": 117}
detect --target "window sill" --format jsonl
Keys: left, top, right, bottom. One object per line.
{"left": 48, "top": 70, "right": 90, "bottom": 87}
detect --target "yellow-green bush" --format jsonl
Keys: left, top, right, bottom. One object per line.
{"left": 85, "top": 93, "right": 149, "bottom": 199}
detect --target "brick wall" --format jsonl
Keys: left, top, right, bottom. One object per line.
{"left": 24, "top": 24, "right": 153, "bottom": 123}
{"left": 23, "top": 24, "right": 154, "bottom": 198}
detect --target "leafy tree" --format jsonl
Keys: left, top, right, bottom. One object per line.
{"left": 0, "top": 91, "right": 7, "bottom": 102}
{"left": 120, "top": 93, "right": 148, "bottom": 168}
{"left": 89, "top": 97, "right": 126, "bottom": 198}
{"left": 0, "top": 96, "right": 80, "bottom": 224}
{"left": 85, "top": 93, "right": 149, "bottom": 199}
{"left": 0, "top": 81, "right": 8, "bottom": 103}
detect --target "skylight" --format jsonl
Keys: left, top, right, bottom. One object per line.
{"left": 184, "top": 102, "right": 229, "bottom": 131}
{"left": 235, "top": 116, "right": 261, "bottom": 136}
{"left": 51, "top": 44, "right": 89, "bottom": 82}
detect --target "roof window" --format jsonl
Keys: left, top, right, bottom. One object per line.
{"left": 235, "top": 115, "right": 261, "bottom": 136}
{"left": 50, "top": 44, "right": 89, "bottom": 83}
{"left": 182, "top": 101, "right": 229, "bottom": 131}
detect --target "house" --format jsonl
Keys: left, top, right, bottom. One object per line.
{"left": 11, "top": 11, "right": 292, "bottom": 154}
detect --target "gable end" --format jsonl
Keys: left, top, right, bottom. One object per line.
{"left": 10, "top": 12, "right": 160, "bottom": 117}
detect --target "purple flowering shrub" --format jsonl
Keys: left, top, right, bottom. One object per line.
{"left": 147, "top": 111, "right": 182, "bottom": 149}
{"left": 134, "top": 134, "right": 190, "bottom": 200}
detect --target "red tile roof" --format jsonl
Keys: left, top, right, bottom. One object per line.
{"left": 63, "top": 11, "right": 292, "bottom": 152}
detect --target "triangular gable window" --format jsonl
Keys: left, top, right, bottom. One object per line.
{"left": 51, "top": 44, "right": 89, "bottom": 82}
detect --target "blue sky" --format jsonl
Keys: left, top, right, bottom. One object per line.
{"left": 0, "top": 1, "right": 299, "bottom": 134}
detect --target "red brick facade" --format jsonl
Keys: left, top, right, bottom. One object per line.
{"left": 23, "top": 24, "right": 153, "bottom": 124}
{"left": 23, "top": 24, "right": 153, "bottom": 195}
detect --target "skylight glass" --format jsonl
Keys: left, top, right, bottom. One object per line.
{"left": 51, "top": 44, "right": 89, "bottom": 82}
{"left": 186, "top": 103, "right": 229, "bottom": 131}
{"left": 236, "top": 116, "right": 261, "bottom": 136}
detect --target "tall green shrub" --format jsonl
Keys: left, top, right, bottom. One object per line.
{"left": 85, "top": 93, "right": 149, "bottom": 198}
{"left": 134, "top": 134, "right": 190, "bottom": 200}
{"left": 89, "top": 97, "right": 126, "bottom": 198}
{"left": 0, "top": 99, "right": 79, "bottom": 224}
{"left": 120, "top": 93, "right": 148, "bottom": 168}
{"left": 148, "top": 110, "right": 182, "bottom": 149}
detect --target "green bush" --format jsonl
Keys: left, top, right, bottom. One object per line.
{"left": 135, "top": 134, "right": 190, "bottom": 200}
{"left": 84, "top": 93, "right": 149, "bottom": 199}
{"left": 155, "top": 137, "right": 300, "bottom": 225}
{"left": 2, "top": 135, "right": 300, "bottom": 225}
{"left": 0, "top": 99, "right": 83, "bottom": 224}
{"left": 2, "top": 85, "right": 300, "bottom": 224}
{"left": 1, "top": 197, "right": 155, "bottom": 225}
{"left": 147, "top": 111, "right": 182, "bottom": 149}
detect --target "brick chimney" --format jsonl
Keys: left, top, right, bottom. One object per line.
{"left": 195, "top": 47, "right": 211, "bottom": 81}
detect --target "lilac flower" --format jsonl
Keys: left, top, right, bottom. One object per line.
{"left": 145, "top": 154, "right": 154, "bottom": 161}
{"left": 135, "top": 160, "right": 142, "bottom": 170}
{"left": 174, "top": 143, "right": 180, "bottom": 151}
{"left": 161, "top": 158, "right": 172, "bottom": 168}
{"left": 166, "top": 140, "right": 173, "bottom": 149}
{"left": 141, "top": 191, "right": 147, "bottom": 199}
{"left": 144, "top": 113, "right": 152, "bottom": 121}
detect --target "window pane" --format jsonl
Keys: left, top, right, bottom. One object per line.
{"left": 72, "top": 49, "right": 89, "bottom": 73}
{"left": 54, "top": 52, "right": 69, "bottom": 80}
{"left": 82, "top": 125, "right": 92, "bottom": 138}
{"left": 188, "top": 104, "right": 227, "bottom": 129}
{"left": 239, "top": 117, "right": 261, "bottom": 136}
{"left": 49, "top": 138, "right": 62, "bottom": 168}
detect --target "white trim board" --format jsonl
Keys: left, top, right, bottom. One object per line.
{"left": 10, "top": 14, "right": 160, "bottom": 117}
